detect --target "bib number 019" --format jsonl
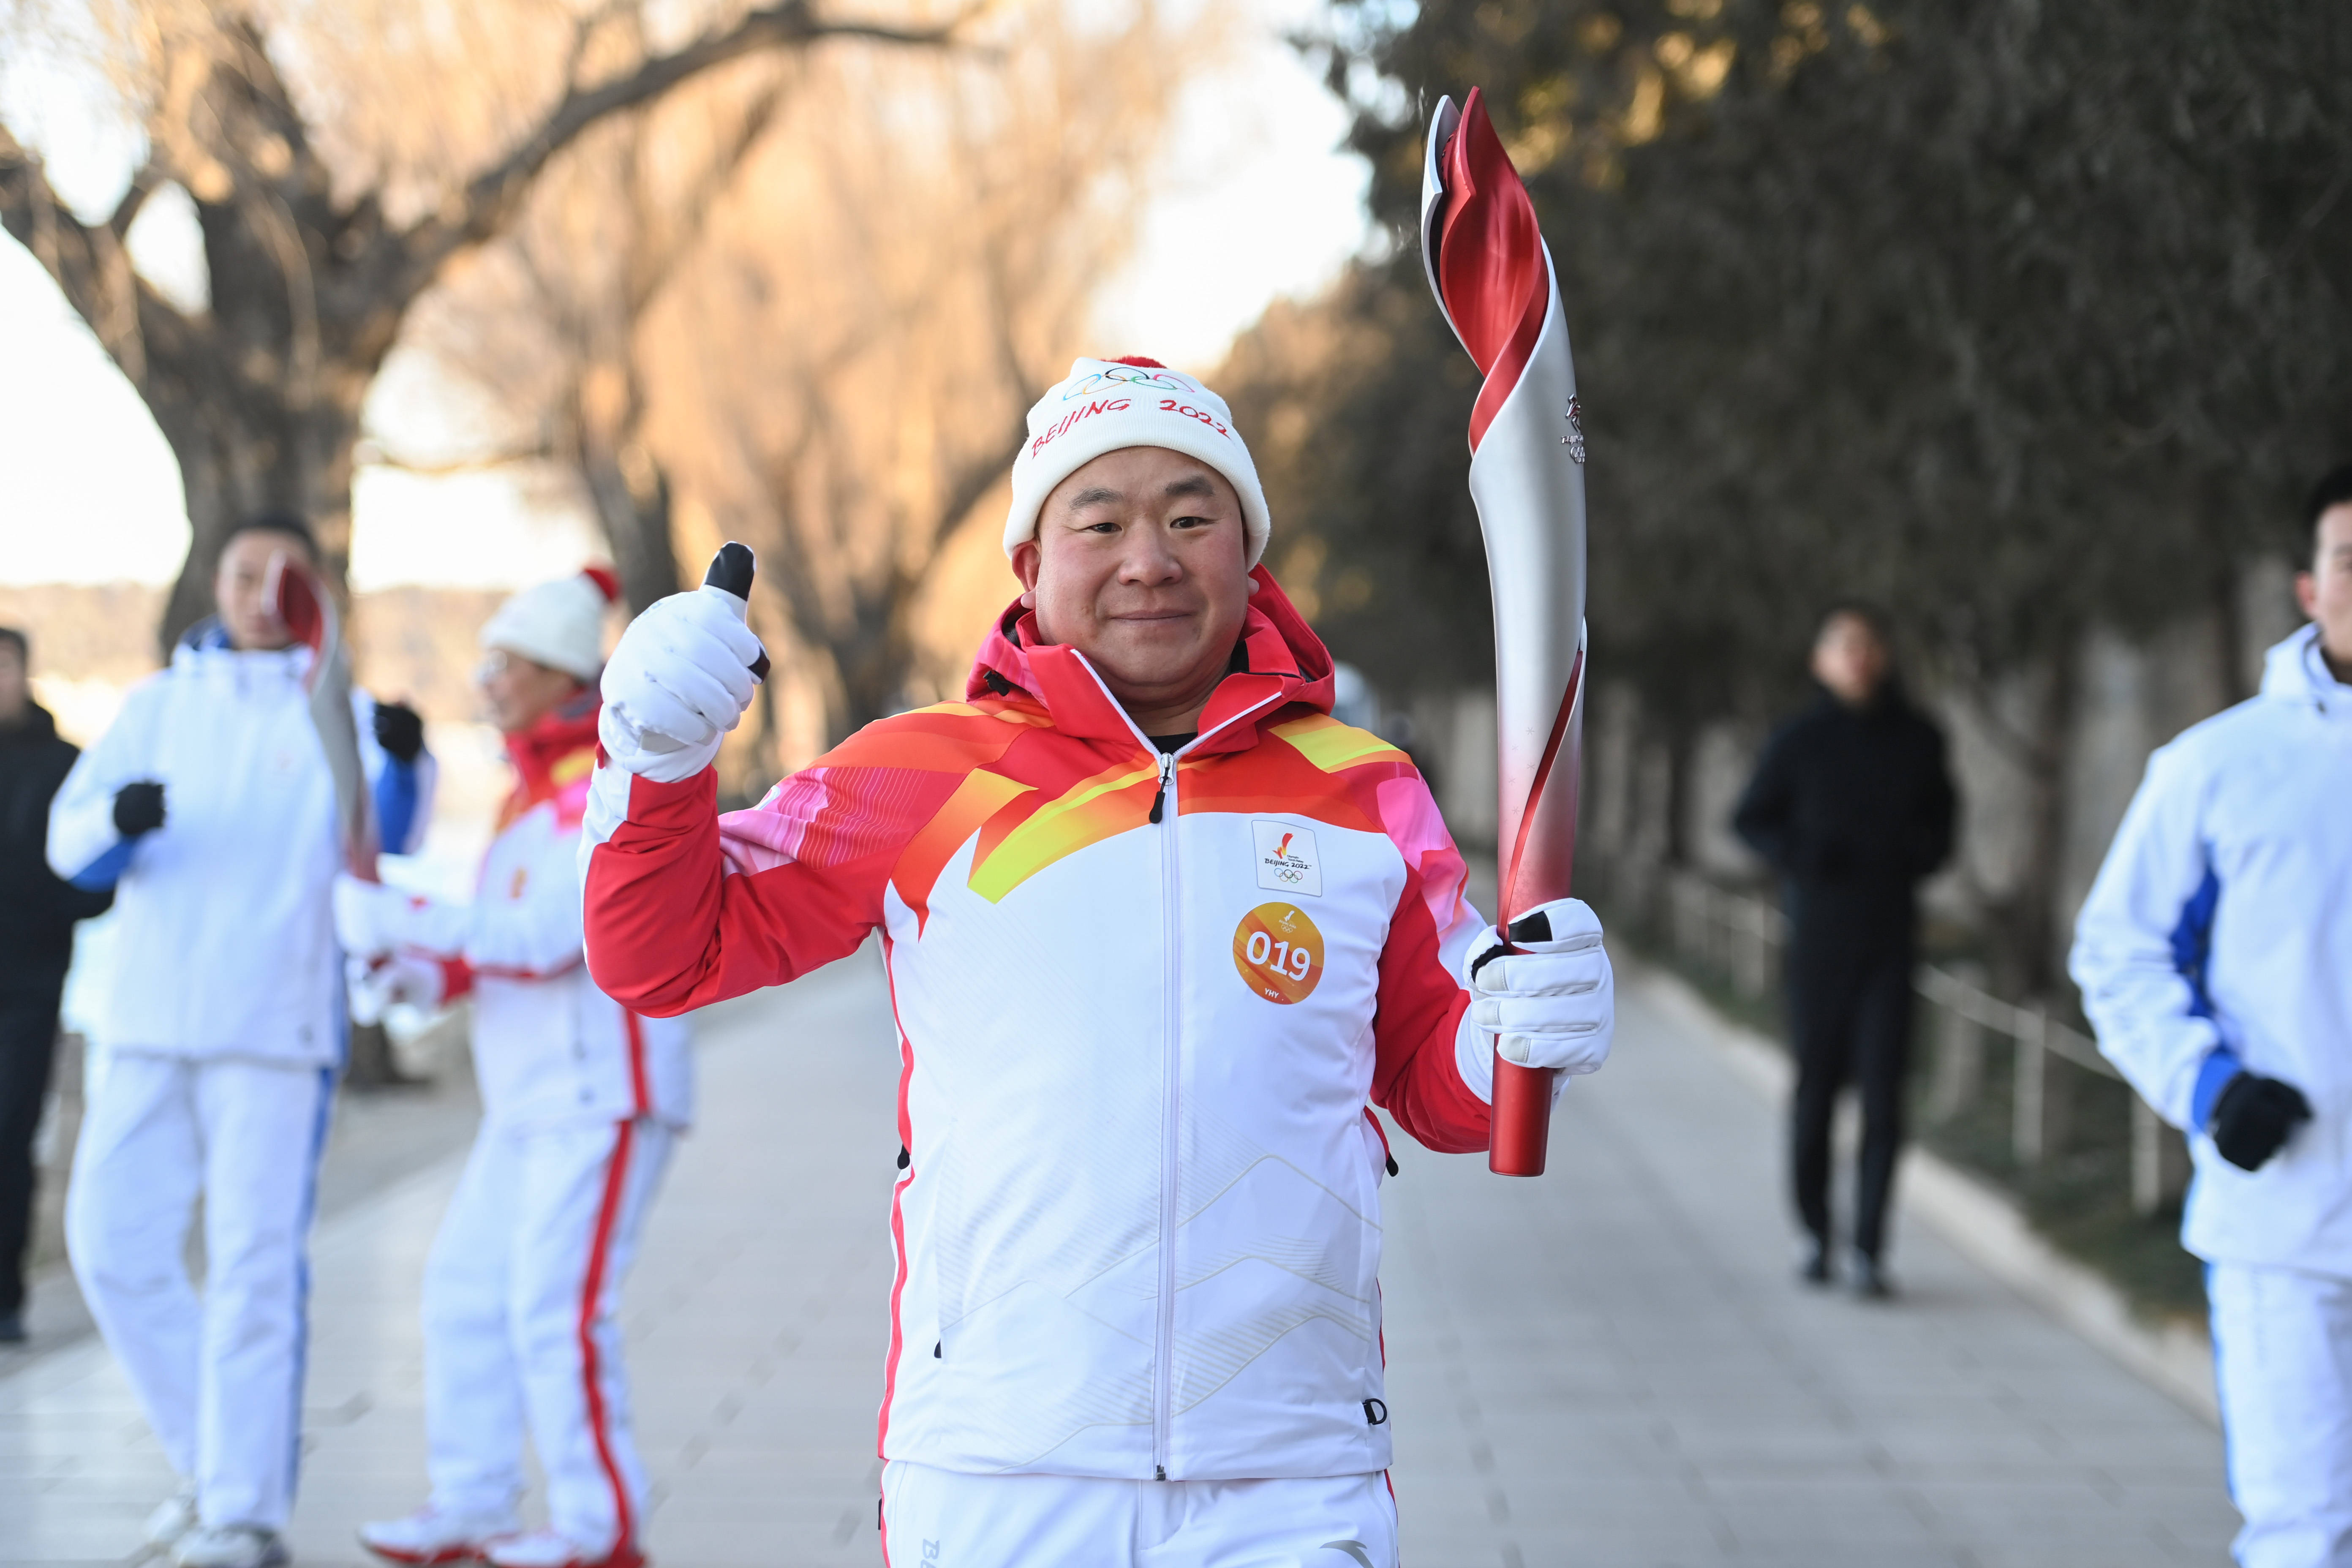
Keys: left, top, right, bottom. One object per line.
{"left": 1245, "top": 928, "right": 1312, "bottom": 982}
{"left": 1232, "top": 902, "right": 1325, "bottom": 1004}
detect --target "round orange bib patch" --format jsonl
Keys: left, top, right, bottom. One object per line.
{"left": 1232, "top": 902, "right": 1326, "bottom": 1004}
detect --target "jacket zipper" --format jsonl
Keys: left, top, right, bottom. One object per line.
{"left": 1152, "top": 742, "right": 1180, "bottom": 1481}
{"left": 1061, "top": 655, "right": 1288, "bottom": 1484}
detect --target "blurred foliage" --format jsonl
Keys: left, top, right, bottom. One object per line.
{"left": 1228, "top": 0, "right": 2352, "bottom": 728}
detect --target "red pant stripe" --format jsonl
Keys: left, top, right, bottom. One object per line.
{"left": 579, "top": 1121, "right": 637, "bottom": 1551}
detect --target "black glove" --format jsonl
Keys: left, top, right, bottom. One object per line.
{"left": 2208, "top": 1073, "right": 2312, "bottom": 1172}
{"left": 373, "top": 700, "right": 426, "bottom": 763}
{"left": 113, "top": 780, "right": 166, "bottom": 838}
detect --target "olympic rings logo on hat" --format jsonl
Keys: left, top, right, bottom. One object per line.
{"left": 1062, "top": 365, "right": 1187, "bottom": 400}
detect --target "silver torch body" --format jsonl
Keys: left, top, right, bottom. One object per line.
{"left": 1419, "top": 89, "right": 1589, "bottom": 1176}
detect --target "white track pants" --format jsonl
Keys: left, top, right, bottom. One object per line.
{"left": 878, "top": 1462, "right": 1399, "bottom": 1568}
{"left": 2211, "top": 1263, "right": 2352, "bottom": 1567}
{"left": 65, "top": 1052, "right": 335, "bottom": 1532}
{"left": 422, "top": 1117, "right": 673, "bottom": 1553}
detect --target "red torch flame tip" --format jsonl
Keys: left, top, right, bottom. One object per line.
{"left": 1433, "top": 88, "right": 1552, "bottom": 451}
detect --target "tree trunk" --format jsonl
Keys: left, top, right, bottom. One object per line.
{"left": 344, "top": 1021, "right": 414, "bottom": 1089}
{"left": 574, "top": 368, "right": 683, "bottom": 615}
{"left": 828, "top": 574, "right": 921, "bottom": 745}
{"left": 577, "top": 434, "right": 682, "bottom": 616}
{"left": 1660, "top": 714, "right": 1699, "bottom": 867}
{"left": 1981, "top": 644, "right": 2079, "bottom": 1000}
{"left": 150, "top": 370, "right": 368, "bottom": 649}
{"left": 2209, "top": 555, "right": 2251, "bottom": 709}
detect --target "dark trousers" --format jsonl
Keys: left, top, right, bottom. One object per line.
{"left": 1787, "top": 936, "right": 1913, "bottom": 1260}
{"left": 0, "top": 982, "right": 65, "bottom": 1318}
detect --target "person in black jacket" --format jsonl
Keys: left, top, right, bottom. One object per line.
{"left": 1734, "top": 605, "right": 1956, "bottom": 1298}
{"left": 0, "top": 626, "right": 113, "bottom": 1342}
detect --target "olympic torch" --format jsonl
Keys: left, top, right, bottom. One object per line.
{"left": 267, "top": 550, "right": 380, "bottom": 882}
{"left": 1420, "top": 90, "right": 1589, "bottom": 1177}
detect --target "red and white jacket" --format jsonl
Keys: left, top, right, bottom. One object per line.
{"left": 582, "top": 572, "right": 1491, "bottom": 1481}
{"left": 401, "top": 700, "right": 691, "bottom": 1132}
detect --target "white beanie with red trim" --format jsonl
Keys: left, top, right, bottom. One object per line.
{"left": 1003, "top": 357, "right": 1270, "bottom": 567}
{"left": 479, "top": 565, "right": 621, "bottom": 682}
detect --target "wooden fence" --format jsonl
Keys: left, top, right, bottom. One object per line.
{"left": 1652, "top": 868, "right": 2191, "bottom": 1216}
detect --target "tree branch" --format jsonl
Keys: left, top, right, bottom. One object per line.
{"left": 622, "top": 78, "right": 788, "bottom": 319}
{"left": 0, "top": 121, "right": 191, "bottom": 387}
{"left": 929, "top": 438, "right": 1020, "bottom": 555}
{"left": 393, "top": 2, "right": 968, "bottom": 296}
{"left": 108, "top": 161, "right": 162, "bottom": 239}
{"left": 2, "top": 124, "right": 109, "bottom": 319}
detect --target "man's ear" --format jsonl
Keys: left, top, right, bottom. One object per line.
{"left": 1013, "top": 540, "right": 1042, "bottom": 610}
{"left": 2297, "top": 570, "right": 2319, "bottom": 622}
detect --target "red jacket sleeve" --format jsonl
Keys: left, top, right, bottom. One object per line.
{"left": 583, "top": 761, "right": 958, "bottom": 1018}
{"left": 1367, "top": 779, "right": 1492, "bottom": 1154}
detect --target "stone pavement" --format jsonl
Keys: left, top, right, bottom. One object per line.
{"left": 0, "top": 949, "right": 2238, "bottom": 1567}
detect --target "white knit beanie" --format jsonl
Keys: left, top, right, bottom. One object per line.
{"left": 1003, "top": 357, "right": 1270, "bottom": 567}
{"left": 479, "top": 566, "right": 621, "bottom": 682}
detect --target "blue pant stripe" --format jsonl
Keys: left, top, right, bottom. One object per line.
{"left": 285, "top": 1066, "right": 335, "bottom": 1502}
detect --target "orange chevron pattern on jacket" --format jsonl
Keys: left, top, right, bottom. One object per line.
{"left": 745, "top": 691, "right": 1452, "bottom": 931}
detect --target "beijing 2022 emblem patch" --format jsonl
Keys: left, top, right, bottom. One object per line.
{"left": 1252, "top": 820, "right": 1321, "bottom": 897}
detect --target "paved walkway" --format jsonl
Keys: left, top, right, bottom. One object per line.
{"left": 0, "top": 951, "right": 2238, "bottom": 1567}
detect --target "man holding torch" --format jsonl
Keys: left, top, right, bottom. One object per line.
{"left": 46, "top": 514, "right": 432, "bottom": 1568}
{"left": 578, "top": 346, "right": 1612, "bottom": 1557}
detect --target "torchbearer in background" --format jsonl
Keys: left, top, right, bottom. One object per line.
{"left": 45, "top": 514, "right": 433, "bottom": 1568}
{"left": 334, "top": 568, "right": 691, "bottom": 1568}
{"left": 579, "top": 356, "right": 1613, "bottom": 1566}
{"left": 2072, "top": 466, "right": 2352, "bottom": 1568}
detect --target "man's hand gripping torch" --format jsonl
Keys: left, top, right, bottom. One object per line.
{"left": 1421, "top": 89, "right": 1609, "bottom": 1176}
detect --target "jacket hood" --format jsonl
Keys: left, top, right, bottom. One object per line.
{"left": 0, "top": 701, "right": 59, "bottom": 745}
{"left": 966, "top": 565, "right": 1336, "bottom": 754}
{"left": 503, "top": 688, "right": 603, "bottom": 826}
{"left": 2258, "top": 624, "right": 2350, "bottom": 717}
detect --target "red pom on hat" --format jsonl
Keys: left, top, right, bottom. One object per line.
{"left": 580, "top": 564, "right": 621, "bottom": 604}
{"left": 1107, "top": 355, "right": 1166, "bottom": 368}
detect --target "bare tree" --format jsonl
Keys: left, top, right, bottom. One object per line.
{"left": 380, "top": 40, "right": 800, "bottom": 614}
{"left": 647, "top": 2, "right": 1216, "bottom": 750}
{"left": 0, "top": 0, "right": 969, "bottom": 648}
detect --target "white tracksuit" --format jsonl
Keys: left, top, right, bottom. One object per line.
{"left": 2072, "top": 625, "right": 2352, "bottom": 1568}
{"left": 356, "top": 718, "right": 691, "bottom": 1554}
{"left": 44, "top": 628, "right": 429, "bottom": 1532}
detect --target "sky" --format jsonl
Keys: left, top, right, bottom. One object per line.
{"left": 0, "top": 1, "right": 1371, "bottom": 590}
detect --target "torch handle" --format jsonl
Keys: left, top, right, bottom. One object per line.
{"left": 1484, "top": 906, "right": 1561, "bottom": 1176}
{"left": 1489, "top": 1056, "right": 1557, "bottom": 1176}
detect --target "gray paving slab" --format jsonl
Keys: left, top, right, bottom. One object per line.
{"left": 0, "top": 947, "right": 2239, "bottom": 1566}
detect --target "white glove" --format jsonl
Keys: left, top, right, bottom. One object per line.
{"left": 334, "top": 872, "right": 466, "bottom": 959}
{"left": 599, "top": 585, "right": 766, "bottom": 783}
{"left": 345, "top": 953, "right": 446, "bottom": 1027}
{"left": 1466, "top": 896, "right": 1614, "bottom": 1075}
